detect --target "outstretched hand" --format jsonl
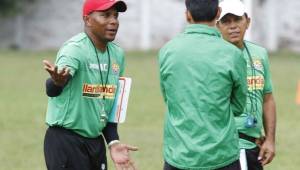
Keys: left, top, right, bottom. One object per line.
{"left": 110, "top": 143, "right": 138, "bottom": 170}
{"left": 43, "top": 60, "right": 70, "bottom": 86}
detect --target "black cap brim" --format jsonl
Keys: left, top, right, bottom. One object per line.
{"left": 114, "top": 1, "right": 127, "bottom": 12}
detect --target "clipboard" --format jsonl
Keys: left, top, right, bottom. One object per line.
{"left": 108, "top": 77, "right": 132, "bottom": 123}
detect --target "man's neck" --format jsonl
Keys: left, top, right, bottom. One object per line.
{"left": 85, "top": 28, "right": 107, "bottom": 52}
{"left": 235, "top": 41, "right": 244, "bottom": 49}
{"left": 192, "top": 20, "right": 216, "bottom": 27}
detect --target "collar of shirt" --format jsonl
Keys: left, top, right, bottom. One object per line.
{"left": 184, "top": 24, "right": 221, "bottom": 38}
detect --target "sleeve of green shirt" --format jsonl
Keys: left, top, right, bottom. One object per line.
{"left": 55, "top": 43, "right": 82, "bottom": 76}
{"left": 158, "top": 48, "right": 167, "bottom": 103}
{"left": 119, "top": 49, "right": 125, "bottom": 77}
{"left": 231, "top": 50, "right": 247, "bottom": 116}
{"left": 262, "top": 49, "right": 273, "bottom": 94}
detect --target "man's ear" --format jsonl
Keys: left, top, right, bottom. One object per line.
{"left": 215, "top": 7, "right": 221, "bottom": 21}
{"left": 246, "top": 17, "right": 251, "bottom": 29}
{"left": 186, "top": 10, "right": 193, "bottom": 23}
{"left": 216, "top": 20, "right": 220, "bottom": 29}
{"left": 83, "top": 15, "right": 92, "bottom": 27}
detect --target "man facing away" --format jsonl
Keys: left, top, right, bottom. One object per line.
{"left": 217, "top": 0, "right": 277, "bottom": 169}
{"left": 159, "top": 0, "right": 248, "bottom": 169}
{"left": 42, "top": 0, "right": 137, "bottom": 169}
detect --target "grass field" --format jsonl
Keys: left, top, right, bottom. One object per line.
{"left": 0, "top": 49, "right": 299, "bottom": 170}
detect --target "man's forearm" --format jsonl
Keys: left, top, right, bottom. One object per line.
{"left": 231, "top": 83, "right": 247, "bottom": 117}
{"left": 263, "top": 93, "right": 276, "bottom": 141}
{"left": 45, "top": 75, "right": 72, "bottom": 97}
{"left": 103, "top": 123, "right": 119, "bottom": 145}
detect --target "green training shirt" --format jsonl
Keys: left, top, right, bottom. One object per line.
{"left": 159, "top": 24, "right": 247, "bottom": 170}
{"left": 45, "top": 32, "right": 125, "bottom": 138}
{"left": 235, "top": 41, "right": 273, "bottom": 149}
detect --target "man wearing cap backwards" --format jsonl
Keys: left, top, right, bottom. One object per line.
{"left": 217, "top": 0, "right": 277, "bottom": 169}
{"left": 42, "top": 0, "right": 138, "bottom": 170}
{"left": 159, "top": 0, "right": 248, "bottom": 169}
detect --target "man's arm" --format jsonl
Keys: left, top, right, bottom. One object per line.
{"left": 230, "top": 80, "right": 247, "bottom": 116}
{"left": 102, "top": 123, "right": 119, "bottom": 145}
{"left": 231, "top": 50, "right": 248, "bottom": 116}
{"left": 106, "top": 52, "right": 138, "bottom": 169}
{"left": 43, "top": 59, "right": 72, "bottom": 97}
{"left": 46, "top": 76, "right": 72, "bottom": 97}
{"left": 263, "top": 93, "right": 276, "bottom": 144}
{"left": 259, "top": 93, "right": 276, "bottom": 165}
{"left": 158, "top": 48, "right": 168, "bottom": 103}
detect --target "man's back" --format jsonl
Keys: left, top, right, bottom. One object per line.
{"left": 159, "top": 24, "right": 247, "bottom": 169}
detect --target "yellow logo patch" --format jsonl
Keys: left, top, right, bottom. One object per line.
{"left": 82, "top": 84, "right": 117, "bottom": 99}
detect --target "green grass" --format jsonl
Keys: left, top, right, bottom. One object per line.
{"left": 0, "top": 49, "right": 299, "bottom": 170}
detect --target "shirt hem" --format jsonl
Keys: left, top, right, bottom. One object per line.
{"left": 164, "top": 153, "right": 239, "bottom": 170}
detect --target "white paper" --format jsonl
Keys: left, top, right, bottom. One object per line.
{"left": 239, "top": 149, "right": 248, "bottom": 170}
{"left": 108, "top": 77, "right": 132, "bottom": 123}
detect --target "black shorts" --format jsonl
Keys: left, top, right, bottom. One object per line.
{"left": 164, "top": 159, "right": 241, "bottom": 170}
{"left": 44, "top": 126, "right": 107, "bottom": 170}
{"left": 245, "top": 147, "right": 263, "bottom": 170}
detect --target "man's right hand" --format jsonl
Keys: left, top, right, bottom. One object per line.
{"left": 43, "top": 60, "right": 70, "bottom": 87}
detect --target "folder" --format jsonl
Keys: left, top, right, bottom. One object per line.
{"left": 108, "top": 77, "right": 132, "bottom": 123}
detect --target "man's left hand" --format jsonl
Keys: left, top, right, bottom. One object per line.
{"left": 258, "top": 139, "right": 275, "bottom": 166}
{"left": 110, "top": 143, "right": 138, "bottom": 170}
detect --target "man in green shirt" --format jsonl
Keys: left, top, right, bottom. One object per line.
{"left": 42, "top": 0, "right": 137, "bottom": 169}
{"left": 159, "top": 0, "right": 247, "bottom": 169}
{"left": 217, "top": 0, "right": 277, "bottom": 169}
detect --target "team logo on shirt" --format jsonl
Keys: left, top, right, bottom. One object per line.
{"left": 112, "top": 63, "right": 120, "bottom": 74}
{"left": 82, "top": 84, "right": 117, "bottom": 99}
{"left": 252, "top": 59, "right": 263, "bottom": 71}
{"left": 247, "top": 76, "right": 264, "bottom": 91}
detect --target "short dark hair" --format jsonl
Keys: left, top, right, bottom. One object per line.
{"left": 185, "top": 0, "right": 219, "bottom": 22}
